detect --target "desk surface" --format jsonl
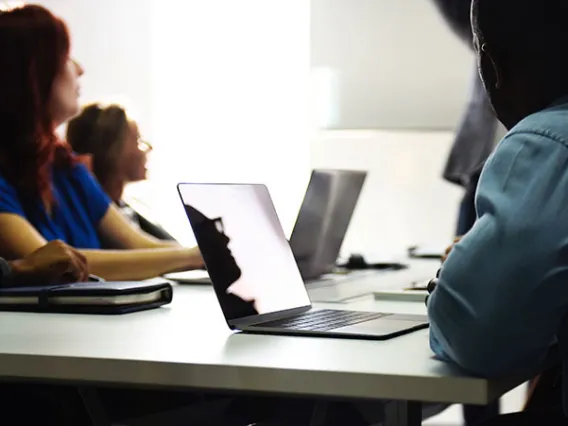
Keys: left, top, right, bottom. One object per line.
{"left": 0, "top": 284, "right": 522, "bottom": 405}
{"left": 307, "top": 259, "right": 438, "bottom": 303}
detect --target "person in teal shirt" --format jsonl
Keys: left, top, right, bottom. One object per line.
{"left": 428, "top": 0, "right": 568, "bottom": 424}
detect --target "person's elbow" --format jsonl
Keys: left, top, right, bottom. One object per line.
{"left": 428, "top": 286, "right": 548, "bottom": 378}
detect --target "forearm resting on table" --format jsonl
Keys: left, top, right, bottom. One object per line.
{"left": 81, "top": 247, "right": 200, "bottom": 281}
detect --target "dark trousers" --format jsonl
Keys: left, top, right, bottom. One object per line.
{"left": 0, "top": 384, "right": 236, "bottom": 425}
{"left": 0, "top": 384, "right": 90, "bottom": 425}
{"left": 479, "top": 410, "right": 568, "bottom": 425}
{"left": 463, "top": 402, "right": 501, "bottom": 425}
{"left": 0, "top": 383, "right": 389, "bottom": 426}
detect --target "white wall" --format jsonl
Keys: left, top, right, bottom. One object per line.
{"left": 145, "top": 0, "right": 311, "bottom": 244}
{"left": 311, "top": 130, "right": 463, "bottom": 256}
{"left": 309, "top": 0, "right": 479, "bottom": 257}
{"left": 37, "top": 0, "right": 154, "bottom": 139}
{"left": 311, "top": 0, "right": 474, "bottom": 130}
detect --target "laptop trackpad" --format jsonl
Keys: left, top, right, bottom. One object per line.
{"left": 333, "top": 315, "right": 428, "bottom": 337}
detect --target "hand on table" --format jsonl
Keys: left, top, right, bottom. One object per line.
{"left": 8, "top": 240, "right": 89, "bottom": 286}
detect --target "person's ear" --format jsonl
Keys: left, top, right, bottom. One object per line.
{"left": 480, "top": 43, "right": 502, "bottom": 89}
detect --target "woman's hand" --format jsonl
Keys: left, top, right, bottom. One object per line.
{"left": 9, "top": 240, "right": 89, "bottom": 286}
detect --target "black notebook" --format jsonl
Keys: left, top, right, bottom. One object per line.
{"left": 0, "top": 280, "right": 173, "bottom": 314}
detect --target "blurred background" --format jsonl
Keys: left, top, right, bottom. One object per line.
{"left": 31, "top": 0, "right": 476, "bottom": 257}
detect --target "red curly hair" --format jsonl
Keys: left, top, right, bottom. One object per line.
{"left": 0, "top": 5, "right": 74, "bottom": 207}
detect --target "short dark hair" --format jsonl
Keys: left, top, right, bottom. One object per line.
{"left": 472, "top": 0, "right": 568, "bottom": 68}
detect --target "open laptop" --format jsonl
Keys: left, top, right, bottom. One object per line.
{"left": 177, "top": 183, "right": 428, "bottom": 340}
{"left": 166, "top": 169, "right": 366, "bottom": 284}
{"left": 290, "top": 169, "right": 367, "bottom": 282}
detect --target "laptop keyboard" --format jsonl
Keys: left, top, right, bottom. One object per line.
{"left": 253, "top": 309, "right": 386, "bottom": 332}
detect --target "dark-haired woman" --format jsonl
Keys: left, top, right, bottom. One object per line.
{"left": 67, "top": 103, "right": 175, "bottom": 241}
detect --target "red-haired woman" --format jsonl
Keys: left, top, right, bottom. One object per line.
{"left": 0, "top": 5, "right": 203, "bottom": 281}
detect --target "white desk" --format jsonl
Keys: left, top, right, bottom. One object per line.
{"left": 308, "top": 259, "right": 439, "bottom": 303}
{"left": 0, "top": 285, "right": 522, "bottom": 426}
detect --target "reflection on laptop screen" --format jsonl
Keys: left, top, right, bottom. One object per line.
{"left": 178, "top": 184, "right": 311, "bottom": 322}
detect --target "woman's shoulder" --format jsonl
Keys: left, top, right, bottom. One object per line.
{"left": 58, "top": 163, "right": 107, "bottom": 201}
{"left": 58, "top": 158, "right": 94, "bottom": 182}
{"left": 54, "top": 158, "right": 111, "bottom": 223}
{"left": 52, "top": 149, "right": 92, "bottom": 176}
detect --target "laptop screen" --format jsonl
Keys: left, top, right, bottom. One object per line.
{"left": 290, "top": 169, "right": 367, "bottom": 280}
{"left": 178, "top": 183, "right": 311, "bottom": 322}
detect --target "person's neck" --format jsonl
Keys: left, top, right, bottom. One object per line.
{"left": 105, "top": 178, "right": 126, "bottom": 205}
{"left": 516, "top": 80, "right": 568, "bottom": 122}
{"left": 501, "top": 93, "right": 564, "bottom": 130}
{"left": 548, "top": 94, "right": 568, "bottom": 108}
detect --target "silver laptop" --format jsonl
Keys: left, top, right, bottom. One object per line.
{"left": 290, "top": 169, "right": 367, "bottom": 281}
{"left": 177, "top": 183, "right": 428, "bottom": 340}
{"left": 166, "top": 169, "right": 366, "bottom": 284}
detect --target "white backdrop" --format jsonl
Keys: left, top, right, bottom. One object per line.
{"left": 311, "top": 0, "right": 473, "bottom": 130}
{"left": 147, "top": 0, "right": 311, "bottom": 244}
{"left": 36, "top": 0, "right": 154, "bottom": 139}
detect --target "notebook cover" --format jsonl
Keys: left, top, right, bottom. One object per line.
{"left": 0, "top": 281, "right": 173, "bottom": 315}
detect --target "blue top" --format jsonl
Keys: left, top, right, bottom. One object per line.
{"left": 0, "top": 163, "right": 111, "bottom": 249}
{"left": 428, "top": 99, "right": 568, "bottom": 413}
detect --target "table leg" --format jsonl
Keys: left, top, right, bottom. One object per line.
{"left": 384, "top": 400, "right": 422, "bottom": 426}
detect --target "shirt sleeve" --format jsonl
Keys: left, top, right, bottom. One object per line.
{"left": 0, "top": 174, "right": 26, "bottom": 217}
{"left": 428, "top": 130, "right": 568, "bottom": 378}
{"left": 72, "top": 164, "right": 111, "bottom": 226}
